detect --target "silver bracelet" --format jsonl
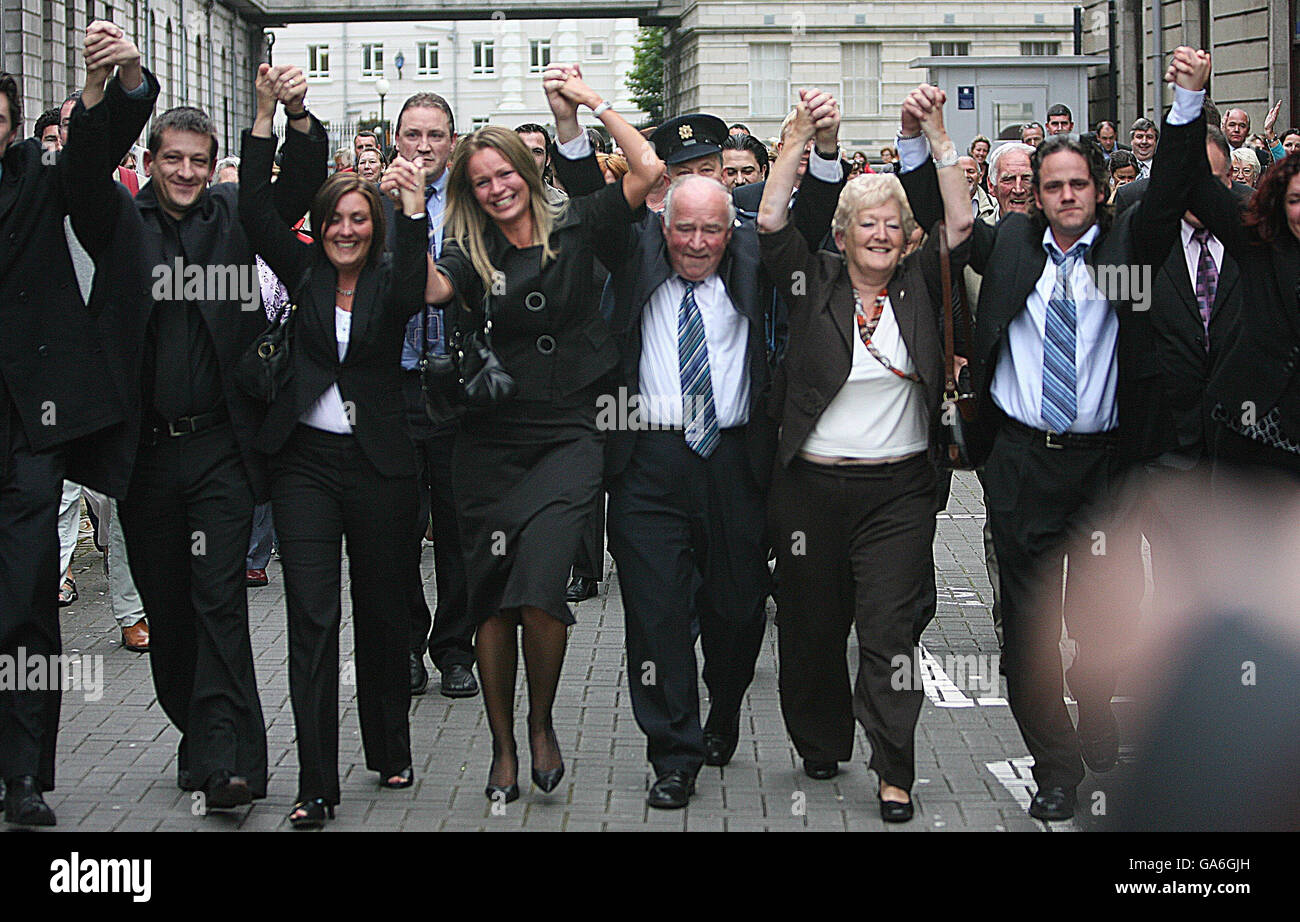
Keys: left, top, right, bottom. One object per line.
{"left": 932, "top": 148, "right": 959, "bottom": 169}
{"left": 591, "top": 100, "right": 612, "bottom": 117}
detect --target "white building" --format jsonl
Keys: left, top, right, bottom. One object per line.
{"left": 267, "top": 19, "right": 647, "bottom": 150}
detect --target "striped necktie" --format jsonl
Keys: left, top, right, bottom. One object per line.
{"left": 1192, "top": 227, "right": 1218, "bottom": 350}
{"left": 679, "top": 279, "right": 720, "bottom": 457}
{"left": 1041, "top": 241, "right": 1089, "bottom": 433}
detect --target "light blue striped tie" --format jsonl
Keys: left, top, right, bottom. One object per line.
{"left": 679, "top": 280, "right": 720, "bottom": 457}
{"left": 1041, "top": 242, "right": 1088, "bottom": 433}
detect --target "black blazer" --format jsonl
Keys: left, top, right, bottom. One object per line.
{"left": 0, "top": 73, "right": 156, "bottom": 495}
{"left": 71, "top": 93, "right": 328, "bottom": 502}
{"left": 902, "top": 115, "right": 1205, "bottom": 467}
{"left": 239, "top": 131, "right": 427, "bottom": 478}
{"left": 1113, "top": 174, "right": 1254, "bottom": 216}
{"left": 563, "top": 165, "right": 841, "bottom": 486}
{"left": 758, "top": 218, "right": 967, "bottom": 469}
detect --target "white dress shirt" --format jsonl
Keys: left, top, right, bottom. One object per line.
{"left": 301, "top": 307, "right": 354, "bottom": 434}
{"left": 639, "top": 274, "right": 750, "bottom": 429}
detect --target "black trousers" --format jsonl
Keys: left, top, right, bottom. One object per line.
{"left": 0, "top": 394, "right": 64, "bottom": 790}
{"left": 982, "top": 422, "right": 1139, "bottom": 791}
{"left": 607, "top": 429, "right": 770, "bottom": 777}
{"left": 119, "top": 421, "right": 267, "bottom": 796}
{"left": 403, "top": 386, "right": 473, "bottom": 670}
{"left": 273, "top": 425, "right": 415, "bottom": 805}
{"left": 572, "top": 491, "right": 606, "bottom": 581}
{"left": 770, "top": 455, "right": 935, "bottom": 789}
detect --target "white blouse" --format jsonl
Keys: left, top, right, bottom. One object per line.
{"left": 300, "top": 306, "right": 354, "bottom": 434}
{"left": 801, "top": 295, "right": 929, "bottom": 460}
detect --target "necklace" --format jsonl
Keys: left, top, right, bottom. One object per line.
{"left": 335, "top": 286, "right": 355, "bottom": 296}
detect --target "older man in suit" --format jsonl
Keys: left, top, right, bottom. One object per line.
{"left": 553, "top": 101, "right": 844, "bottom": 808}
{"left": 901, "top": 50, "right": 1211, "bottom": 821}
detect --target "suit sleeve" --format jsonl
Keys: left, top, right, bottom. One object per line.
{"left": 789, "top": 156, "right": 845, "bottom": 251}
{"left": 569, "top": 179, "right": 636, "bottom": 273}
{"left": 758, "top": 220, "right": 817, "bottom": 318}
{"left": 72, "top": 69, "right": 160, "bottom": 181}
{"left": 1129, "top": 113, "right": 1204, "bottom": 268}
{"left": 271, "top": 114, "right": 329, "bottom": 227}
{"left": 387, "top": 211, "right": 430, "bottom": 319}
{"left": 239, "top": 130, "right": 312, "bottom": 291}
{"left": 552, "top": 148, "right": 606, "bottom": 198}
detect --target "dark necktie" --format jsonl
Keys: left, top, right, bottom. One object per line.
{"left": 1192, "top": 227, "right": 1218, "bottom": 351}
{"left": 678, "top": 280, "right": 720, "bottom": 457}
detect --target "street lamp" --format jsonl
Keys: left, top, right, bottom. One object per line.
{"left": 375, "top": 76, "right": 391, "bottom": 147}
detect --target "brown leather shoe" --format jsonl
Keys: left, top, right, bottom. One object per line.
{"left": 121, "top": 620, "right": 150, "bottom": 653}
{"left": 246, "top": 568, "right": 269, "bottom": 587}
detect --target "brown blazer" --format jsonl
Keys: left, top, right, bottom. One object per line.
{"left": 758, "top": 219, "right": 967, "bottom": 469}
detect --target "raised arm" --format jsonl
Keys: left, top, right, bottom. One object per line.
{"left": 545, "top": 64, "right": 664, "bottom": 210}
{"left": 757, "top": 98, "right": 815, "bottom": 233}
{"left": 905, "top": 85, "right": 973, "bottom": 251}
{"left": 251, "top": 63, "right": 329, "bottom": 228}
{"left": 388, "top": 161, "right": 435, "bottom": 318}
{"left": 542, "top": 64, "right": 606, "bottom": 197}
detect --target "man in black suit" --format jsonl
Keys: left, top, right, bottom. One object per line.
{"left": 377, "top": 92, "right": 479, "bottom": 701}
{"left": 70, "top": 62, "right": 327, "bottom": 811}
{"left": 902, "top": 51, "right": 1211, "bottom": 821}
{"left": 553, "top": 101, "right": 844, "bottom": 808}
{"left": 0, "top": 22, "right": 155, "bottom": 828}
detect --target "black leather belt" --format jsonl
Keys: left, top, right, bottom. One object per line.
{"left": 1001, "top": 415, "right": 1118, "bottom": 450}
{"left": 149, "top": 407, "right": 228, "bottom": 438}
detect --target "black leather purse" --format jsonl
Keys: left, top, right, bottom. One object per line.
{"left": 420, "top": 289, "right": 515, "bottom": 424}
{"left": 235, "top": 298, "right": 296, "bottom": 404}
{"left": 936, "top": 223, "right": 978, "bottom": 471}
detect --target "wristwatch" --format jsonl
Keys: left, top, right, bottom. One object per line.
{"left": 932, "top": 147, "right": 959, "bottom": 169}
{"left": 285, "top": 107, "right": 310, "bottom": 121}
{"left": 591, "top": 100, "right": 613, "bottom": 117}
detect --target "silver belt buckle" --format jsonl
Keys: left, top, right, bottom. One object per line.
{"left": 1044, "top": 430, "right": 1065, "bottom": 450}
{"left": 167, "top": 417, "right": 192, "bottom": 437}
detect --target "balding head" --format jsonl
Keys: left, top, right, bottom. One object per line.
{"left": 661, "top": 174, "right": 736, "bottom": 281}
{"left": 1223, "top": 108, "right": 1251, "bottom": 147}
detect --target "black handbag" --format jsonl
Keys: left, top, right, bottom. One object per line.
{"left": 235, "top": 297, "right": 296, "bottom": 404}
{"left": 936, "top": 223, "right": 978, "bottom": 471}
{"left": 419, "top": 289, "right": 515, "bottom": 424}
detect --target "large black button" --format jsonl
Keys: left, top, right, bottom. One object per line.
{"left": 536, "top": 334, "right": 556, "bottom": 355}
{"left": 37, "top": 345, "right": 50, "bottom": 357}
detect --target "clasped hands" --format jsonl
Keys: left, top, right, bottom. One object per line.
{"left": 255, "top": 63, "right": 309, "bottom": 118}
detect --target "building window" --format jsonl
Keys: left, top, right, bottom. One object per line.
{"left": 588, "top": 40, "right": 606, "bottom": 59}
{"left": 417, "top": 41, "right": 439, "bottom": 77}
{"left": 472, "top": 117, "right": 490, "bottom": 130}
{"left": 529, "top": 39, "right": 551, "bottom": 73}
{"left": 473, "top": 41, "right": 495, "bottom": 75}
{"left": 930, "top": 42, "right": 970, "bottom": 56}
{"left": 362, "top": 42, "right": 384, "bottom": 78}
{"left": 748, "top": 44, "right": 789, "bottom": 117}
{"left": 308, "top": 44, "right": 330, "bottom": 79}
{"left": 1020, "top": 42, "right": 1060, "bottom": 55}
{"left": 841, "top": 43, "right": 881, "bottom": 116}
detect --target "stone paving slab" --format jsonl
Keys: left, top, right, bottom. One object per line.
{"left": 34, "top": 472, "right": 1119, "bottom": 832}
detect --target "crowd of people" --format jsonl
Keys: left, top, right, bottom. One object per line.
{"left": 2, "top": 23, "right": 1294, "bottom": 831}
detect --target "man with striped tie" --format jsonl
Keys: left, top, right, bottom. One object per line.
{"left": 952, "top": 48, "right": 1212, "bottom": 821}
{"left": 594, "top": 109, "right": 845, "bottom": 809}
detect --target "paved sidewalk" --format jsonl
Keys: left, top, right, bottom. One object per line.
{"left": 40, "top": 472, "right": 1119, "bottom": 831}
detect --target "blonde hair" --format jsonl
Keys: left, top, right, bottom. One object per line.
{"left": 597, "top": 152, "right": 629, "bottom": 180}
{"left": 831, "top": 174, "right": 918, "bottom": 240}
{"left": 443, "top": 126, "right": 561, "bottom": 292}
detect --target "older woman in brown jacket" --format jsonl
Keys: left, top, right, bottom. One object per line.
{"left": 757, "top": 85, "right": 972, "bottom": 822}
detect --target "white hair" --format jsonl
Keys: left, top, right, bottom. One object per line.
{"left": 1231, "top": 147, "right": 1260, "bottom": 174}
{"left": 662, "top": 173, "right": 736, "bottom": 227}
{"left": 988, "top": 142, "right": 1035, "bottom": 181}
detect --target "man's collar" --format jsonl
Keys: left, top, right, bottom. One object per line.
{"left": 1041, "top": 222, "right": 1099, "bottom": 258}
{"left": 427, "top": 167, "right": 449, "bottom": 198}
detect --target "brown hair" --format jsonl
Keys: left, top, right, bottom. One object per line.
{"left": 443, "top": 125, "right": 560, "bottom": 292}
{"left": 309, "top": 172, "right": 387, "bottom": 269}
{"left": 0, "top": 72, "right": 21, "bottom": 143}
{"left": 597, "top": 152, "right": 629, "bottom": 181}
{"left": 1244, "top": 151, "right": 1300, "bottom": 245}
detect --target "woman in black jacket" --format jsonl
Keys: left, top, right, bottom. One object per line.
{"left": 415, "top": 66, "right": 662, "bottom": 804}
{"left": 756, "top": 85, "right": 972, "bottom": 822}
{"left": 240, "top": 65, "right": 431, "bottom": 827}
{"left": 1199, "top": 147, "right": 1300, "bottom": 479}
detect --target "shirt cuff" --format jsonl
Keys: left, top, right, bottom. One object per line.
{"left": 806, "top": 148, "right": 842, "bottom": 183}
{"left": 1167, "top": 86, "right": 1206, "bottom": 127}
{"left": 896, "top": 134, "right": 931, "bottom": 173}
{"left": 122, "top": 77, "right": 151, "bottom": 98}
{"left": 556, "top": 133, "right": 593, "bottom": 160}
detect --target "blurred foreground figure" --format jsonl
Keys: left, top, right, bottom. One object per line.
{"left": 1070, "top": 471, "right": 1300, "bottom": 831}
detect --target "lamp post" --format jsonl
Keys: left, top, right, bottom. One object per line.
{"left": 376, "top": 76, "right": 391, "bottom": 148}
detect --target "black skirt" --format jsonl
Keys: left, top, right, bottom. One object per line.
{"left": 453, "top": 394, "right": 604, "bottom": 626}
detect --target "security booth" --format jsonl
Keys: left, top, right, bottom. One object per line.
{"left": 909, "top": 55, "right": 1107, "bottom": 144}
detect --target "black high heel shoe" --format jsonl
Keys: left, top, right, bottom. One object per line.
{"left": 530, "top": 733, "right": 565, "bottom": 793}
{"left": 380, "top": 767, "right": 414, "bottom": 789}
{"left": 485, "top": 752, "right": 520, "bottom": 804}
{"left": 288, "top": 798, "right": 334, "bottom": 829}
{"left": 878, "top": 786, "right": 914, "bottom": 824}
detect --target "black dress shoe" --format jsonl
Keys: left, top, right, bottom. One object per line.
{"left": 485, "top": 782, "right": 520, "bottom": 804}
{"left": 703, "top": 731, "right": 738, "bottom": 767}
{"left": 202, "top": 771, "right": 252, "bottom": 811}
{"left": 1077, "top": 704, "right": 1120, "bottom": 773}
{"left": 439, "top": 663, "right": 479, "bottom": 698}
{"left": 409, "top": 652, "right": 429, "bottom": 696}
{"left": 647, "top": 769, "right": 695, "bottom": 809}
{"left": 803, "top": 759, "right": 839, "bottom": 780}
{"left": 380, "top": 767, "right": 414, "bottom": 789}
{"left": 878, "top": 793, "right": 915, "bottom": 823}
{"left": 565, "top": 576, "right": 599, "bottom": 602}
{"left": 3, "top": 776, "right": 56, "bottom": 827}
{"left": 1029, "top": 785, "right": 1077, "bottom": 821}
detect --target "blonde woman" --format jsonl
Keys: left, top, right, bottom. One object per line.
{"left": 409, "top": 65, "right": 662, "bottom": 803}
